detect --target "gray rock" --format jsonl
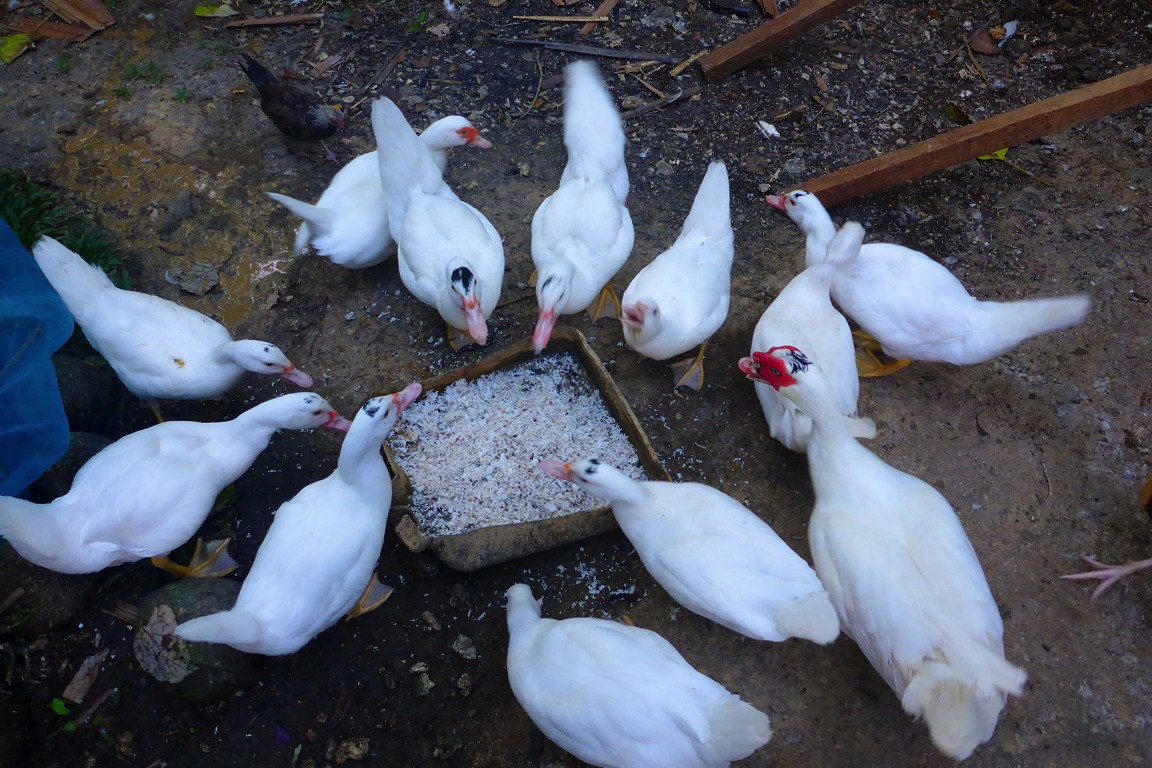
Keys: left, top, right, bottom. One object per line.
{"left": 31, "top": 432, "right": 113, "bottom": 502}
{"left": 640, "top": 6, "right": 678, "bottom": 28}
{"left": 452, "top": 634, "right": 477, "bottom": 660}
{"left": 782, "top": 157, "right": 808, "bottom": 176}
{"left": 52, "top": 354, "right": 121, "bottom": 433}
{"left": 135, "top": 579, "right": 258, "bottom": 702}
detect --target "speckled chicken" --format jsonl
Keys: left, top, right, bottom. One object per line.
{"left": 240, "top": 54, "right": 345, "bottom": 159}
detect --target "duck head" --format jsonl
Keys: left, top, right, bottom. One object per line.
{"left": 765, "top": 190, "right": 823, "bottom": 227}
{"left": 355, "top": 383, "right": 423, "bottom": 434}
{"left": 227, "top": 340, "right": 313, "bottom": 387}
{"left": 449, "top": 264, "right": 488, "bottom": 346}
{"left": 268, "top": 392, "right": 352, "bottom": 431}
{"left": 738, "top": 345, "right": 813, "bottom": 390}
{"left": 424, "top": 116, "right": 493, "bottom": 149}
{"left": 533, "top": 272, "right": 571, "bottom": 354}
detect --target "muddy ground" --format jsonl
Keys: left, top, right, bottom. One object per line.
{"left": 1, "top": 1, "right": 1151, "bottom": 766}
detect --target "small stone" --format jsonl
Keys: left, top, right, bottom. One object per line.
{"left": 451, "top": 635, "right": 477, "bottom": 660}
{"left": 782, "top": 157, "right": 807, "bottom": 176}
{"left": 410, "top": 661, "right": 429, "bottom": 674}
{"left": 421, "top": 611, "right": 441, "bottom": 630}
{"left": 333, "top": 737, "right": 370, "bottom": 764}
{"left": 456, "top": 673, "right": 473, "bottom": 697}
{"left": 654, "top": 160, "right": 675, "bottom": 176}
{"left": 344, "top": 311, "right": 356, "bottom": 321}
{"left": 448, "top": 584, "right": 470, "bottom": 608}
{"left": 413, "top": 672, "right": 435, "bottom": 697}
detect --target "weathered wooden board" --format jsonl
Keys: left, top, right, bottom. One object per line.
{"left": 787, "top": 64, "right": 1152, "bottom": 207}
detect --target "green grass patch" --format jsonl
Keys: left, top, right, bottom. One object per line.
{"left": 0, "top": 171, "right": 131, "bottom": 289}
{"left": 123, "top": 60, "right": 166, "bottom": 84}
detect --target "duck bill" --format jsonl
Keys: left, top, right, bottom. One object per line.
{"left": 765, "top": 194, "right": 787, "bottom": 211}
{"left": 620, "top": 304, "right": 645, "bottom": 331}
{"left": 533, "top": 308, "right": 557, "bottom": 355}
{"left": 469, "top": 134, "right": 493, "bottom": 149}
{"left": 539, "top": 459, "right": 574, "bottom": 482}
{"left": 280, "top": 364, "right": 314, "bottom": 387}
{"left": 392, "top": 382, "right": 423, "bottom": 412}
{"left": 324, "top": 411, "right": 353, "bottom": 432}
{"left": 462, "top": 296, "right": 488, "bottom": 346}
{"left": 737, "top": 355, "right": 763, "bottom": 382}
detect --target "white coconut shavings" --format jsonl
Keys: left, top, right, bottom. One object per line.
{"left": 388, "top": 353, "right": 646, "bottom": 536}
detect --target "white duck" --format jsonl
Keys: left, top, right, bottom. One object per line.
{"left": 620, "top": 162, "right": 733, "bottom": 390}
{"left": 741, "top": 345, "right": 1026, "bottom": 761}
{"left": 540, "top": 459, "right": 839, "bottom": 644}
{"left": 373, "top": 98, "right": 505, "bottom": 349}
{"left": 32, "top": 237, "right": 313, "bottom": 418}
{"left": 505, "top": 583, "right": 772, "bottom": 768}
{"left": 175, "top": 383, "right": 422, "bottom": 655}
{"left": 0, "top": 393, "right": 350, "bottom": 576}
{"left": 532, "top": 60, "right": 634, "bottom": 354}
{"left": 767, "top": 190, "right": 1090, "bottom": 374}
{"left": 746, "top": 221, "right": 875, "bottom": 453}
{"left": 267, "top": 115, "right": 491, "bottom": 269}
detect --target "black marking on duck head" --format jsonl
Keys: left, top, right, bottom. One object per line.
{"left": 363, "top": 402, "right": 382, "bottom": 418}
{"left": 780, "top": 346, "right": 813, "bottom": 374}
{"left": 584, "top": 459, "right": 600, "bottom": 476}
{"left": 451, "top": 266, "right": 475, "bottom": 293}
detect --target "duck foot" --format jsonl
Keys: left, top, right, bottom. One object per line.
{"left": 669, "top": 342, "right": 708, "bottom": 391}
{"left": 1061, "top": 556, "right": 1152, "bottom": 601}
{"left": 853, "top": 331, "right": 911, "bottom": 378}
{"left": 587, "top": 284, "right": 621, "bottom": 322}
{"left": 145, "top": 398, "right": 166, "bottom": 423}
{"left": 151, "top": 538, "right": 238, "bottom": 579}
{"left": 447, "top": 325, "right": 479, "bottom": 351}
{"left": 527, "top": 269, "right": 537, "bottom": 288}
{"left": 346, "top": 572, "right": 395, "bottom": 619}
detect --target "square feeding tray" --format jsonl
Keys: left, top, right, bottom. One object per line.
{"left": 385, "top": 327, "right": 669, "bottom": 571}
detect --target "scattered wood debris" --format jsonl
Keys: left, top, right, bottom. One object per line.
{"left": 61, "top": 648, "right": 110, "bottom": 704}
{"left": 580, "top": 0, "right": 620, "bottom": 36}
{"left": 224, "top": 13, "right": 324, "bottom": 29}
{"left": 41, "top": 0, "right": 114, "bottom": 32}
{"left": 0, "top": 16, "right": 92, "bottom": 42}
{"left": 492, "top": 37, "right": 679, "bottom": 64}
{"left": 619, "top": 86, "right": 705, "bottom": 121}
{"left": 513, "top": 15, "right": 609, "bottom": 23}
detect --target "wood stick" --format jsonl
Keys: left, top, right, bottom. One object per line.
{"left": 619, "top": 85, "right": 704, "bottom": 120}
{"left": 786, "top": 64, "right": 1152, "bottom": 208}
{"left": 699, "top": 0, "right": 866, "bottom": 82}
{"left": 225, "top": 14, "right": 324, "bottom": 28}
{"left": 491, "top": 37, "right": 679, "bottom": 64}
{"left": 670, "top": 50, "right": 708, "bottom": 78}
{"left": 757, "top": 0, "right": 780, "bottom": 16}
{"left": 513, "top": 15, "right": 609, "bottom": 23}
{"left": 580, "top": 0, "right": 620, "bottom": 35}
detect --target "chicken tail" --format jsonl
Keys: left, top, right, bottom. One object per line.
{"left": 175, "top": 609, "right": 265, "bottom": 651}
{"left": 239, "top": 53, "right": 277, "bottom": 95}
{"left": 705, "top": 695, "right": 773, "bottom": 763}
{"left": 267, "top": 192, "right": 333, "bottom": 256}
{"left": 902, "top": 655, "right": 1026, "bottom": 761}
{"left": 31, "top": 236, "right": 115, "bottom": 324}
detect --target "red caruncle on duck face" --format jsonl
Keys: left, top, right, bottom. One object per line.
{"left": 738, "top": 345, "right": 810, "bottom": 389}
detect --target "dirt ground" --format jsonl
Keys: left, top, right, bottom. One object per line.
{"left": 1, "top": 1, "right": 1151, "bottom": 766}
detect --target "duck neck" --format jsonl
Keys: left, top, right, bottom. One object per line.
{"left": 802, "top": 213, "right": 838, "bottom": 269}
{"left": 334, "top": 418, "right": 392, "bottom": 490}
{"left": 229, "top": 401, "right": 293, "bottom": 449}
{"left": 790, "top": 379, "right": 870, "bottom": 491}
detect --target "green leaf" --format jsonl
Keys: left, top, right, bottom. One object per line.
{"left": 0, "top": 33, "right": 33, "bottom": 65}
{"left": 193, "top": 3, "right": 240, "bottom": 18}
{"left": 977, "top": 148, "right": 1010, "bottom": 162}
{"left": 49, "top": 698, "right": 71, "bottom": 716}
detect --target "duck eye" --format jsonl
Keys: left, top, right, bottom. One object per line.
{"left": 771, "top": 365, "right": 783, "bottom": 376}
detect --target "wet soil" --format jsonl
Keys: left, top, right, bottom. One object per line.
{"left": 2, "top": 1, "right": 1151, "bottom": 766}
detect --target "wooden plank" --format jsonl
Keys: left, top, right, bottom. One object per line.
{"left": 787, "top": 64, "right": 1152, "bottom": 207}
{"left": 1, "top": 15, "right": 92, "bottom": 41}
{"left": 491, "top": 37, "right": 679, "bottom": 64}
{"left": 699, "top": 0, "right": 866, "bottom": 82}
{"left": 41, "top": 0, "right": 114, "bottom": 31}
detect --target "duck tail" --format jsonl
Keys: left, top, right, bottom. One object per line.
{"left": 902, "top": 656, "right": 1026, "bottom": 761}
{"left": 679, "top": 161, "right": 732, "bottom": 247}
{"left": 175, "top": 609, "right": 264, "bottom": 651}
{"left": 706, "top": 695, "right": 773, "bottom": 763}
{"left": 31, "top": 236, "right": 115, "bottom": 323}
{"left": 371, "top": 97, "right": 427, "bottom": 240}
{"left": 561, "top": 61, "right": 625, "bottom": 188}
{"left": 775, "top": 590, "right": 840, "bottom": 644}
{"left": 969, "top": 295, "right": 1090, "bottom": 361}
{"left": 267, "top": 192, "right": 332, "bottom": 256}
{"left": 823, "top": 221, "right": 866, "bottom": 268}
{"left": 848, "top": 414, "right": 877, "bottom": 441}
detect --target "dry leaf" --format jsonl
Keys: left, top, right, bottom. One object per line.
{"left": 62, "top": 649, "right": 110, "bottom": 703}
{"left": 969, "top": 30, "right": 1001, "bottom": 56}
{"left": 0, "top": 33, "right": 33, "bottom": 64}
{"left": 427, "top": 23, "right": 451, "bottom": 39}
{"left": 133, "top": 605, "right": 197, "bottom": 684}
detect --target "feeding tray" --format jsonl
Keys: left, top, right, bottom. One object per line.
{"left": 385, "top": 327, "right": 668, "bottom": 571}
